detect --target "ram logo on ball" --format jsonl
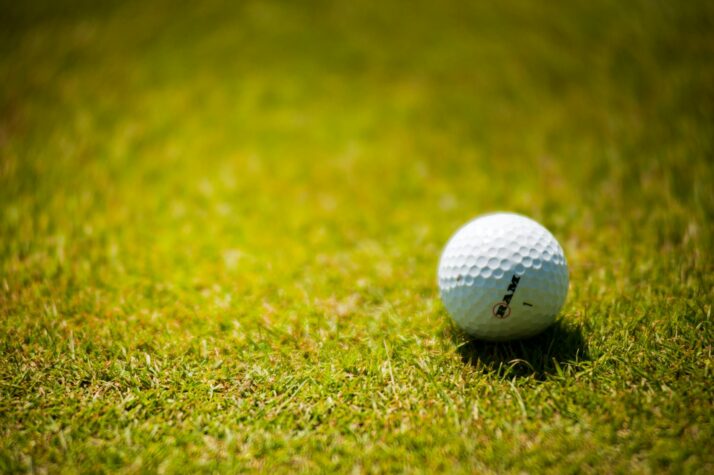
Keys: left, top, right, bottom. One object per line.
{"left": 492, "top": 274, "right": 521, "bottom": 319}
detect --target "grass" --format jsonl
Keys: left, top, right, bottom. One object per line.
{"left": 1, "top": 0, "right": 712, "bottom": 472}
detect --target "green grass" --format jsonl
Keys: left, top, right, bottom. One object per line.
{"left": 1, "top": 0, "right": 713, "bottom": 472}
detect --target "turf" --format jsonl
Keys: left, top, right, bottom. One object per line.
{"left": 1, "top": 0, "right": 713, "bottom": 472}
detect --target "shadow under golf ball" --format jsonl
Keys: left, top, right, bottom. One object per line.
{"left": 453, "top": 319, "right": 589, "bottom": 380}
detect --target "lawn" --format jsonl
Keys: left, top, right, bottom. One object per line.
{"left": 1, "top": 0, "right": 712, "bottom": 472}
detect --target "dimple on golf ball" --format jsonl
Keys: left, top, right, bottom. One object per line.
{"left": 438, "top": 212, "right": 569, "bottom": 341}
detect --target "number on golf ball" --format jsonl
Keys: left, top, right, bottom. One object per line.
{"left": 438, "top": 212, "right": 569, "bottom": 341}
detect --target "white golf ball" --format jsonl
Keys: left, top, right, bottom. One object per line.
{"left": 438, "top": 212, "right": 569, "bottom": 341}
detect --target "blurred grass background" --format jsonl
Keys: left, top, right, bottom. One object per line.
{"left": 1, "top": 0, "right": 713, "bottom": 472}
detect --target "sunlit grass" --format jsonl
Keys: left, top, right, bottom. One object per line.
{"left": 1, "top": 0, "right": 712, "bottom": 472}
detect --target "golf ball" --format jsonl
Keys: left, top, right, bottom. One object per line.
{"left": 438, "top": 212, "right": 569, "bottom": 341}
